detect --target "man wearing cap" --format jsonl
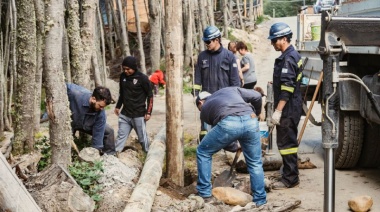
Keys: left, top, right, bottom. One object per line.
{"left": 193, "top": 25, "right": 241, "bottom": 145}
{"left": 268, "top": 22, "right": 303, "bottom": 189}
{"left": 195, "top": 87, "right": 267, "bottom": 207}
{"left": 114, "top": 56, "right": 153, "bottom": 153}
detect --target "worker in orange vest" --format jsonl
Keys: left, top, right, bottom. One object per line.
{"left": 149, "top": 70, "right": 166, "bottom": 97}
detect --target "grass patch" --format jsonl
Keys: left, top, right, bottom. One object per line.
{"left": 255, "top": 15, "right": 268, "bottom": 25}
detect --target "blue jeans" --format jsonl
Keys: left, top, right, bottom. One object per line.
{"left": 196, "top": 115, "right": 267, "bottom": 206}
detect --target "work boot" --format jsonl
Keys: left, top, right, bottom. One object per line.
{"left": 272, "top": 181, "right": 299, "bottom": 190}
{"left": 202, "top": 196, "right": 217, "bottom": 204}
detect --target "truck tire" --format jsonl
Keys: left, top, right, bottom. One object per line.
{"left": 358, "top": 123, "right": 380, "bottom": 168}
{"left": 335, "top": 111, "right": 364, "bottom": 169}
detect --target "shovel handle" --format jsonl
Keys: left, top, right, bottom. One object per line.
{"left": 229, "top": 148, "right": 242, "bottom": 173}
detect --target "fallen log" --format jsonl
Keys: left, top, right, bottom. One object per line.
{"left": 0, "top": 152, "right": 41, "bottom": 212}
{"left": 236, "top": 156, "right": 317, "bottom": 172}
{"left": 123, "top": 126, "right": 166, "bottom": 212}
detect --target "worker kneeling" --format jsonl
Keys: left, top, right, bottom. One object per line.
{"left": 195, "top": 87, "right": 267, "bottom": 207}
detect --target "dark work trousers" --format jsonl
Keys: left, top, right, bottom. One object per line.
{"left": 243, "top": 81, "right": 257, "bottom": 89}
{"left": 80, "top": 123, "right": 116, "bottom": 154}
{"left": 276, "top": 114, "right": 301, "bottom": 187}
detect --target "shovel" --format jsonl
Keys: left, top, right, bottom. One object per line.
{"left": 213, "top": 148, "right": 242, "bottom": 188}
{"left": 260, "top": 126, "right": 275, "bottom": 156}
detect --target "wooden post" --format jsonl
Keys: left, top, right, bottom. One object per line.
{"left": 164, "top": 0, "right": 184, "bottom": 186}
{"left": 0, "top": 153, "right": 42, "bottom": 211}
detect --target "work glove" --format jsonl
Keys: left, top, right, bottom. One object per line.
{"left": 271, "top": 109, "right": 282, "bottom": 125}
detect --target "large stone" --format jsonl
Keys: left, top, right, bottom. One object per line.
{"left": 348, "top": 195, "right": 373, "bottom": 212}
{"left": 79, "top": 147, "right": 102, "bottom": 162}
{"left": 212, "top": 187, "right": 252, "bottom": 206}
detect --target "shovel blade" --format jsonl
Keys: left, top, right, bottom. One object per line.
{"left": 213, "top": 169, "right": 237, "bottom": 188}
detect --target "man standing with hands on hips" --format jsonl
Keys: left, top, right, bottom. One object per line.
{"left": 268, "top": 22, "right": 303, "bottom": 190}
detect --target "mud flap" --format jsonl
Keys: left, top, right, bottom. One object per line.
{"left": 360, "top": 73, "right": 380, "bottom": 124}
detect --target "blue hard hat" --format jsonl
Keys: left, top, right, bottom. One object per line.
{"left": 268, "top": 22, "right": 292, "bottom": 40}
{"left": 202, "top": 26, "right": 221, "bottom": 41}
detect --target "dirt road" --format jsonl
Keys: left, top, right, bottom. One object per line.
{"left": 106, "top": 16, "right": 380, "bottom": 211}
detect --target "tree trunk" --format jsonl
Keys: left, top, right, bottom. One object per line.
{"left": 80, "top": 0, "right": 96, "bottom": 89}
{"left": 96, "top": 5, "right": 107, "bottom": 86}
{"left": 183, "top": 0, "right": 192, "bottom": 69}
{"left": 249, "top": 0, "right": 254, "bottom": 22}
{"left": 236, "top": 0, "right": 245, "bottom": 29}
{"left": 133, "top": 0, "right": 147, "bottom": 74}
{"left": 92, "top": 51, "right": 102, "bottom": 86}
{"left": 207, "top": 0, "right": 215, "bottom": 26}
{"left": 196, "top": 1, "right": 204, "bottom": 52}
{"left": 199, "top": 0, "right": 207, "bottom": 29}
{"left": 44, "top": 0, "right": 72, "bottom": 168}
{"left": 34, "top": 0, "right": 45, "bottom": 133}
{"left": 6, "top": 0, "right": 16, "bottom": 131}
{"left": 123, "top": 127, "right": 166, "bottom": 211}
{"left": 148, "top": 0, "right": 161, "bottom": 72}
{"left": 117, "top": 0, "right": 130, "bottom": 57}
{"left": 165, "top": 0, "right": 184, "bottom": 186}
{"left": 67, "top": 0, "right": 85, "bottom": 86}
{"left": 104, "top": 0, "right": 115, "bottom": 60}
{"left": 109, "top": 0, "right": 122, "bottom": 56}
{"left": 0, "top": 153, "right": 42, "bottom": 211}
{"left": 14, "top": 0, "right": 37, "bottom": 155}
{"left": 223, "top": 0, "right": 228, "bottom": 38}
{"left": 62, "top": 25, "right": 72, "bottom": 82}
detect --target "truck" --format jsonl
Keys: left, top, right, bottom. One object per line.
{"left": 293, "top": 0, "right": 380, "bottom": 210}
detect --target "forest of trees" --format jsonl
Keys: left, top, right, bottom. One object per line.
{"left": 0, "top": 0, "right": 264, "bottom": 175}
{"left": 264, "top": 0, "right": 316, "bottom": 17}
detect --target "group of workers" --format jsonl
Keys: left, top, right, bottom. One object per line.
{"left": 64, "top": 21, "right": 302, "bottom": 208}
{"left": 193, "top": 22, "right": 303, "bottom": 207}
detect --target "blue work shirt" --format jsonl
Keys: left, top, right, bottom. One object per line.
{"left": 200, "top": 87, "right": 262, "bottom": 126}
{"left": 67, "top": 83, "right": 106, "bottom": 149}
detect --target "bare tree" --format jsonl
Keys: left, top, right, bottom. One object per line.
{"left": 183, "top": 0, "right": 193, "bottom": 68}
{"left": 236, "top": 0, "right": 245, "bottom": 29}
{"left": 6, "top": 0, "right": 17, "bottom": 130}
{"left": 165, "top": 0, "right": 184, "bottom": 186}
{"left": 96, "top": 5, "right": 107, "bottom": 85}
{"left": 34, "top": 0, "right": 45, "bottom": 132}
{"left": 195, "top": 1, "right": 204, "bottom": 52}
{"left": 67, "top": 0, "right": 85, "bottom": 86}
{"left": 104, "top": 0, "right": 115, "bottom": 60}
{"left": 80, "top": 0, "right": 97, "bottom": 89}
{"left": 207, "top": 0, "right": 215, "bottom": 26}
{"left": 223, "top": 0, "right": 228, "bottom": 38}
{"left": 133, "top": 0, "right": 147, "bottom": 74}
{"left": 148, "top": 0, "right": 162, "bottom": 71}
{"left": 249, "top": 0, "right": 254, "bottom": 22}
{"left": 117, "top": 0, "right": 131, "bottom": 57}
{"left": 44, "top": 0, "right": 72, "bottom": 167}
{"left": 198, "top": 0, "right": 208, "bottom": 29}
{"left": 13, "top": 0, "right": 37, "bottom": 154}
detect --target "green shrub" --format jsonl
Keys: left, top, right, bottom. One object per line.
{"left": 69, "top": 160, "right": 104, "bottom": 203}
{"left": 34, "top": 136, "right": 51, "bottom": 172}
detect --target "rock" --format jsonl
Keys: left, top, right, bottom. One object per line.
{"left": 212, "top": 187, "right": 252, "bottom": 206}
{"left": 79, "top": 147, "right": 102, "bottom": 162}
{"left": 348, "top": 195, "right": 373, "bottom": 212}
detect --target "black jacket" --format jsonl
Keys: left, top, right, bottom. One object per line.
{"left": 116, "top": 71, "right": 153, "bottom": 117}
